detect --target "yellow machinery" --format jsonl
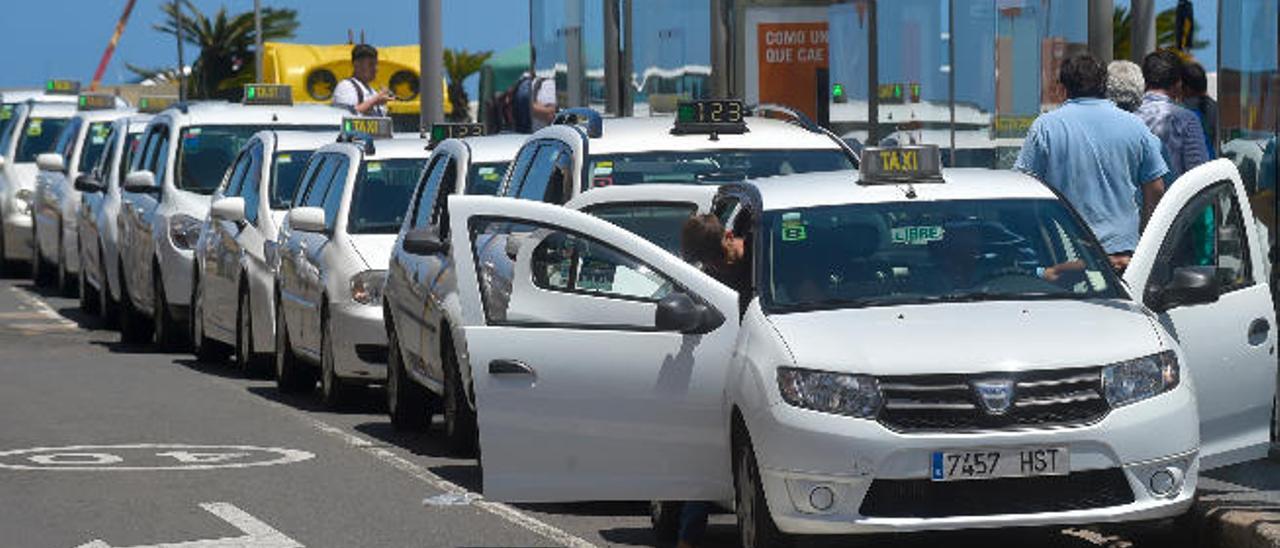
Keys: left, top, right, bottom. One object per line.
{"left": 261, "top": 41, "right": 451, "bottom": 128}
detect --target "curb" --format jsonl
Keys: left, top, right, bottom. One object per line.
{"left": 1195, "top": 504, "right": 1280, "bottom": 548}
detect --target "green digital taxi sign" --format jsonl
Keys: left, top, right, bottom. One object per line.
{"left": 428, "top": 123, "right": 485, "bottom": 146}
{"left": 859, "top": 145, "right": 943, "bottom": 184}
{"left": 46, "top": 79, "right": 81, "bottom": 96}
{"left": 342, "top": 116, "right": 394, "bottom": 140}
{"left": 243, "top": 83, "right": 293, "bottom": 106}
{"left": 77, "top": 94, "right": 116, "bottom": 111}
{"left": 137, "top": 96, "right": 179, "bottom": 114}
{"left": 672, "top": 99, "right": 747, "bottom": 135}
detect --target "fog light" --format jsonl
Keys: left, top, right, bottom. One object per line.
{"left": 1148, "top": 467, "right": 1182, "bottom": 497}
{"left": 809, "top": 486, "right": 835, "bottom": 511}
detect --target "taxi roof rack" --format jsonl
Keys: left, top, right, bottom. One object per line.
{"left": 750, "top": 102, "right": 861, "bottom": 167}
{"left": 553, "top": 107, "right": 603, "bottom": 138}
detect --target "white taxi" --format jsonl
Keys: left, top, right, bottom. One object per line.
{"left": 0, "top": 100, "right": 77, "bottom": 273}
{"left": 32, "top": 95, "right": 134, "bottom": 294}
{"left": 273, "top": 118, "right": 429, "bottom": 407}
{"left": 116, "top": 85, "right": 345, "bottom": 347}
{"left": 445, "top": 146, "right": 1275, "bottom": 546}
{"left": 192, "top": 130, "right": 336, "bottom": 374}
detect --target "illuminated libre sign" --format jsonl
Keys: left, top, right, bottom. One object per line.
{"left": 46, "top": 79, "right": 81, "bottom": 95}
{"left": 877, "top": 82, "right": 921, "bottom": 104}
{"left": 243, "top": 84, "right": 293, "bottom": 106}
{"left": 77, "top": 94, "right": 116, "bottom": 111}
{"left": 138, "top": 96, "right": 178, "bottom": 114}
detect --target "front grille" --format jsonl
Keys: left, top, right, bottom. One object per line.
{"left": 877, "top": 367, "right": 1108, "bottom": 432}
{"left": 859, "top": 468, "right": 1134, "bottom": 518}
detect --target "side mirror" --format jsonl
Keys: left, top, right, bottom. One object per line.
{"left": 403, "top": 227, "right": 449, "bottom": 255}
{"left": 1148, "top": 266, "right": 1220, "bottom": 312}
{"left": 289, "top": 206, "right": 326, "bottom": 233}
{"left": 123, "top": 171, "right": 159, "bottom": 193}
{"left": 36, "top": 153, "right": 65, "bottom": 173}
{"left": 655, "top": 292, "right": 724, "bottom": 335}
{"left": 74, "top": 174, "right": 104, "bottom": 193}
{"left": 211, "top": 196, "right": 246, "bottom": 223}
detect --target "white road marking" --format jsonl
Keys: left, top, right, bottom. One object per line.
{"left": 73, "top": 502, "right": 303, "bottom": 548}
{"left": 0, "top": 444, "right": 314, "bottom": 471}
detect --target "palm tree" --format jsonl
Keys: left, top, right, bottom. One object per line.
{"left": 130, "top": 0, "right": 299, "bottom": 100}
{"left": 444, "top": 48, "right": 493, "bottom": 122}
{"left": 1113, "top": 5, "right": 1209, "bottom": 62}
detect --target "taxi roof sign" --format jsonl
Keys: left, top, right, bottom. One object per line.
{"left": 137, "top": 96, "right": 179, "bottom": 114}
{"left": 78, "top": 94, "right": 116, "bottom": 111}
{"left": 341, "top": 116, "right": 394, "bottom": 140}
{"left": 428, "top": 123, "right": 485, "bottom": 147}
{"left": 673, "top": 99, "right": 747, "bottom": 135}
{"left": 859, "top": 145, "right": 943, "bottom": 184}
{"left": 46, "top": 79, "right": 81, "bottom": 96}
{"left": 243, "top": 83, "right": 292, "bottom": 106}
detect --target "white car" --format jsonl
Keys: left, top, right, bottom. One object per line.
{"left": 77, "top": 113, "right": 155, "bottom": 320}
{"left": 444, "top": 148, "right": 1275, "bottom": 547}
{"left": 116, "top": 88, "right": 345, "bottom": 347}
{"left": 0, "top": 101, "right": 76, "bottom": 274}
{"left": 274, "top": 125, "right": 430, "bottom": 407}
{"left": 192, "top": 130, "right": 336, "bottom": 375}
{"left": 32, "top": 98, "right": 135, "bottom": 293}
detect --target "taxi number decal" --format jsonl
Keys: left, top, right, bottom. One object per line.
{"left": 27, "top": 120, "right": 43, "bottom": 137}
{"left": 878, "top": 149, "right": 919, "bottom": 173}
{"left": 277, "top": 153, "right": 292, "bottom": 163}
{"left": 367, "top": 161, "right": 382, "bottom": 173}
{"left": 1, "top": 106, "right": 12, "bottom": 121}
{"left": 892, "top": 225, "right": 945, "bottom": 245}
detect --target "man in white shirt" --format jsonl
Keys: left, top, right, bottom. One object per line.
{"left": 332, "top": 44, "right": 392, "bottom": 116}
{"left": 530, "top": 77, "right": 557, "bottom": 131}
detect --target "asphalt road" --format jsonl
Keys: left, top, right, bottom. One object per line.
{"left": 0, "top": 274, "right": 1231, "bottom": 548}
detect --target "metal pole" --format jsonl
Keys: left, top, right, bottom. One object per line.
{"left": 604, "top": 0, "right": 621, "bottom": 115}
{"left": 419, "top": 0, "right": 444, "bottom": 127}
{"left": 176, "top": 1, "right": 186, "bottom": 101}
{"left": 1088, "top": 0, "right": 1114, "bottom": 64}
{"left": 90, "top": 0, "right": 137, "bottom": 91}
{"left": 948, "top": 0, "right": 956, "bottom": 165}
{"left": 866, "top": 0, "right": 879, "bottom": 145}
{"left": 1130, "top": 0, "right": 1155, "bottom": 63}
{"left": 566, "top": 0, "right": 585, "bottom": 108}
{"left": 622, "top": 0, "right": 633, "bottom": 116}
{"left": 254, "top": 0, "right": 263, "bottom": 83}
{"left": 711, "top": 0, "right": 727, "bottom": 98}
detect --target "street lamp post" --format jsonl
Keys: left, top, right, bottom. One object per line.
{"left": 254, "top": 0, "right": 263, "bottom": 83}
{"left": 419, "top": 0, "right": 444, "bottom": 127}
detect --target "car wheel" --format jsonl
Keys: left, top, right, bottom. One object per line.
{"left": 735, "top": 427, "right": 794, "bottom": 548}
{"left": 442, "top": 339, "right": 478, "bottom": 455}
{"left": 274, "top": 300, "right": 314, "bottom": 393}
{"left": 191, "top": 271, "right": 228, "bottom": 362}
{"left": 78, "top": 242, "right": 98, "bottom": 315}
{"left": 57, "top": 231, "right": 75, "bottom": 297}
{"left": 386, "top": 319, "right": 430, "bottom": 431}
{"left": 319, "top": 309, "right": 353, "bottom": 409}
{"left": 98, "top": 244, "right": 117, "bottom": 325}
{"left": 649, "top": 501, "right": 683, "bottom": 544}
{"left": 152, "top": 263, "right": 180, "bottom": 350}
{"left": 1270, "top": 387, "right": 1279, "bottom": 462}
{"left": 118, "top": 261, "right": 152, "bottom": 344}
{"left": 235, "top": 285, "right": 263, "bottom": 377}
{"left": 31, "top": 226, "right": 48, "bottom": 286}
{"left": 0, "top": 214, "right": 9, "bottom": 276}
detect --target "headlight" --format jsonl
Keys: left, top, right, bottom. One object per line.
{"left": 1102, "top": 351, "right": 1180, "bottom": 408}
{"left": 168, "top": 213, "right": 203, "bottom": 250}
{"left": 777, "top": 367, "right": 882, "bottom": 419}
{"left": 350, "top": 269, "right": 387, "bottom": 306}
{"left": 14, "top": 188, "right": 34, "bottom": 215}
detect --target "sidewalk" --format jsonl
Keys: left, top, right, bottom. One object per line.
{"left": 1193, "top": 451, "right": 1280, "bottom": 547}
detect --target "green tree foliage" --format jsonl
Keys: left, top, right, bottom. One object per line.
{"left": 1113, "top": 5, "right": 1209, "bottom": 62}
{"left": 444, "top": 48, "right": 492, "bottom": 122}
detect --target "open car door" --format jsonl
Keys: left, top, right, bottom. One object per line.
{"left": 1125, "top": 159, "right": 1277, "bottom": 470}
{"left": 447, "top": 195, "right": 739, "bottom": 502}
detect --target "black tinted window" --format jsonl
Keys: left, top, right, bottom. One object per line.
{"left": 270, "top": 150, "right": 313, "bottom": 209}
{"left": 466, "top": 162, "right": 508, "bottom": 195}
{"left": 79, "top": 122, "right": 113, "bottom": 173}
{"left": 349, "top": 158, "right": 427, "bottom": 234}
{"left": 16, "top": 117, "right": 71, "bottom": 162}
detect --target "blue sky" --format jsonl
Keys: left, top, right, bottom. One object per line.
{"left": 0, "top": 1, "right": 529, "bottom": 89}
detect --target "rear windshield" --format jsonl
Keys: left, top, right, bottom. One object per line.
{"left": 78, "top": 122, "right": 114, "bottom": 173}
{"left": 586, "top": 149, "right": 853, "bottom": 188}
{"left": 15, "top": 117, "right": 71, "bottom": 162}
{"left": 466, "top": 162, "right": 509, "bottom": 195}
{"left": 583, "top": 202, "right": 698, "bottom": 255}
{"left": 270, "top": 150, "right": 314, "bottom": 209}
{"left": 348, "top": 158, "right": 428, "bottom": 234}
{"left": 176, "top": 125, "right": 333, "bottom": 195}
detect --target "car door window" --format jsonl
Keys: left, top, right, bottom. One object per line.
{"left": 240, "top": 143, "right": 264, "bottom": 225}
{"left": 501, "top": 143, "right": 541, "bottom": 198}
{"left": 92, "top": 127, "right": 119, "bottom": 182}
{"left": 120, "top": 132, "right": 142, "bottom": 184}
{"left": 320, "top": 155, "right": 350, "bottom": 232}
{"left": 412, "top": 155, "right": 449, "bottom": 229}
{"left": 150, "top": 128, "right": 171, "bottom": 186}
{"left": 53, "top": 117, "right": 82, "bottom": 159}
{"left": 516, "top": 143, "right": 570, "bottom": 204}
{"left": 299, "top": 155, "right": 336, "bottom": 208}
{"left": 1147, "top": 180, "right": 1255, "bottom": 297}
{"left": 222, "top": 151, "right": 250, "bottom": 198}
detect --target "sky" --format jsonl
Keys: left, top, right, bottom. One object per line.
{"left": 0, "top": 0, "right": 530, "bottom": 89}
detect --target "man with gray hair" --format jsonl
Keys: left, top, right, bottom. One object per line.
{"left": 1106, "top": 60, "right": 1145, "bottom": 112}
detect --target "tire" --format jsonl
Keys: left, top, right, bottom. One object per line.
{"left": 118, "top": 261, "right": 152, "bottom": 344}
{"left": 152, "top": 263, "right": 181, "bottom": 350}
{"left": 275, "top": 299, "right": 315, "bottom": 393}
{"left": 319, "top": 308, "right": 353, "bottom": 409}
{"left": 0, "top": 214, "right": 9, "bottom": 276}
{"left": 386, "top": 319, "right": 431, "bottom": 431}
{"left": 1269, "top": 388, "right": 1279, "bottom": 462}
{"left": 56, "top": 231, "right": 75, "bottom": 297}
{"left": 98, "top": 244, "right": 117, "bottom": 326}
{"left": 31, "top": 226, "right": 49, "bottom": 286}
{"left": 191, "top": 271, "right": 229, "bottom": 363}
{"left": 235, "top": 285, "right": 263, "bottom": 377}
{"left": 78, "top": 244, "right": 98, "bottom": 315}
{"left": 650, "top": 501, "right": 683, "bottom": 544}
{"left": 735, "top": 427, "right": 794, "bottom": 548}
{"left": 442, "top": 338, "right": 478, "bottom": 455}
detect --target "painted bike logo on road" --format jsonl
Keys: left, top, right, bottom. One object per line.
{"left": 0, "top": 444, "right": 314, "bottom": 471}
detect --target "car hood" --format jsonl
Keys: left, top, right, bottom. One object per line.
{"left": 349, "top": 234, "right": 397, "bottom": 270}
{"left": 765, "top": 299, "right": 1164, "bottom": 377}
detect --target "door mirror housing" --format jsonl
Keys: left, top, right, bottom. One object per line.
{"left": 123, "top": 171, "right": 159, "bottom": 194}
{"left": 1148, "top": 266, "right": 1220, "bottom": 312}
{"left": 289, "top": 206, "right": 326, "bottom": 233}
{"left": 403, "top": 227, "right": 449, "bottom": 255}
{"left": 74, "top": 174, "right": 104, "bottom": 193}
{"left": 211, "top": 196, "right": 247, "bottom": 223}
{"left": 36, "top": 153, "right": 65, "bottom": 173}
{"left": 655, "top": 292, "right": 723, "bottom": 335}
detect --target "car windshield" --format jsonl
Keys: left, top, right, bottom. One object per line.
{"left": 586, "top": 149, "right": 853, "bottom": 189}
{"left": 269, "top": 150, "right": 314, "bottom": 209}
{"left": 78, "top": 122, "right": 114, "bottom": 173}
{"left": 348, "top": 158, "right": 428, "bottom": 234}
{"left": 761, "top": 198, "right": 1124, "bottom": 313}
{"left": 176, "top": 125, "right": 333, "bottom": 195}
{"left": 15, "top": 117, "right": 70, "bottom": 162}
{"left": 466, "top": 162, "right": 509, "bottom": 195}
{"left": 583, "top": 202, "right": 698, "bottom": 255}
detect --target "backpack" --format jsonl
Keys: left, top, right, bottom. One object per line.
{"left": 484, "top": 75, "right": 546, "bottom": 134}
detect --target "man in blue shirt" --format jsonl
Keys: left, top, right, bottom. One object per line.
{"left": 1015, "top": 54, "right": 1169, "bottom": 271}
{"left": 1138, "top": 50, "right": 1211, "bottom": 182}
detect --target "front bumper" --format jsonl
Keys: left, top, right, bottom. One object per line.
{"left": 158, "top": 236, "right": 194, "bottom": 310}
{"left": 748, "top": 385, "right": 1199, "bottom": 535}
{"left": 331, "top": 300, "right": 389, "bottom": 382}
{"left": 2, "top": 210, "right": 34, "bottom": 262}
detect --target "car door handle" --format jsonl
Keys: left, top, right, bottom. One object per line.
{"left": 1248, "top": 318, "right": 1270, "bottom": 346}
{"left": 489, "top": 359, "right": 535, "bottom": 376}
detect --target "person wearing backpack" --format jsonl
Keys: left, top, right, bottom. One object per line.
{"left": 332, "top": 44, "right": 393, "bottom": 116}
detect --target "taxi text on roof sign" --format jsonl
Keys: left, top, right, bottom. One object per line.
{"left": 429, "top": 123, "right": 485, "bottom": 146}
{"left": 342, "top": 117, "right": 394, "bottom": 140}
{"left": 138, "top": 96, "right": 178, "bottom": 114}
{"left": 77, "top": 94, "right": 116, "bottom": 111}
{"left": 859, "top": 145, "right": 943, "bottom": 184}
{"left": 243, "top": 83, "right": 292, "bottom": 106}
{"left": 46, "top": 79, "right": 81, "bottom": 95}
{"left": 672, "top": 99, "right": 748, "bottom": 135}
